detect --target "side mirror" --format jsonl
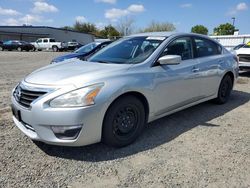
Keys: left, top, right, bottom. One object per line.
{"left": 157, "top": 55, "right": 181, "bottom": 65}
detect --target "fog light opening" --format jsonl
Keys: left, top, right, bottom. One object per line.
{"left": 51, "top": 124, "right": 83, "bottom": 140}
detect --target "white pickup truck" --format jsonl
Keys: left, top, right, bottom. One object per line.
{"left": 31, "top": 38, "right": 66, "bottom": 52}
{"left": 234, "top": 44, "right": 250, "bottom": 71}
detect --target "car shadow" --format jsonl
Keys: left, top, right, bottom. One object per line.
{"left": 35, "top": 90, "right": 250, "bottom": 162}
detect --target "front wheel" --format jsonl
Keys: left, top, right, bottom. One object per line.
{"left": 17, "top": 47, "right": 22, "bottom": 51}
{"left": 102, "top": 96, "right": 146, "bottom": 147}
{"left": 214, "top": 75, "right": 233, "bottom": 104}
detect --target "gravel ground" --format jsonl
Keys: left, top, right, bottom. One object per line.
{"left": 0, "top": 51, "right": 250, "bottom": 188}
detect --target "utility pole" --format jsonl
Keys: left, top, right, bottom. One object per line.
{"left": 232, "top": 17, "right": 236, "bottom": 27}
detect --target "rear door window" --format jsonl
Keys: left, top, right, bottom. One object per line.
{"left": 194, "top": 38, "right": 221, "bottom": 58}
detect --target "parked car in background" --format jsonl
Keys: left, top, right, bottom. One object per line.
{"left": 66, "top": 42, "right": 83, "bottom": 51}
{"left": 233, "top": 43, "right": 245, "bottom": 50}
{"left": 234, "top": 44, "right": 250, "bottom": 71}
{"left": 0, "top": 41, "right": 3, "bottom": 51}
{"left": 51, "top": 41, "right": 112, "bottom": 64}
{"left": 0, "top": 40, "right": 34, "bottom": 51}
{"left": 11, "top": 32, "right": 238, "bottom": 147}
{"left": 31, "top": 38, "right": 67, "bottom": 52}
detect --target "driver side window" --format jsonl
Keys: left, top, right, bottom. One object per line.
{"left": 162, "top": 37, "right": 193, "bottom": 60}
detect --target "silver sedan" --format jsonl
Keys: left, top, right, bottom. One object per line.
{"left": 11, "top": 32, "right": 238, "bottom": 147}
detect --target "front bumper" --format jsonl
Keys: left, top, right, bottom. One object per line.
{"left": 239, "top": 61, "right": 250, "bottom": 70}
{"left": 11, "top": 83, "right": 107, "bottom": 146}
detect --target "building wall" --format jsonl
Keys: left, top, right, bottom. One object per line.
{"left": 0, "top": 26, "right": 94, "bottom": 45}
{"left": 210, "top": 35, "right": 250, "bottom": 50}
{"left": 0, "top": 31, "right": 48, "bottom": 42}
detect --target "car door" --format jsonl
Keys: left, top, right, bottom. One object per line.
{"left": 193, "top": 37, "right": 223, "bottom": 97}
{"left": 36, "top": 39, "right": 43, "bottom": 49}
{"left": 151, "top": 37, "right": 203, "bottom": 116}
{"left": 4, "top": 41, "right": 12, "bottom": 50}
{"left": 42, "top": 39, "right": 49, "bottom": 49}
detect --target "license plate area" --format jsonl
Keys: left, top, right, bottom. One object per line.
{"left": 11, "top": 105, "right": 22, "bottom": 122}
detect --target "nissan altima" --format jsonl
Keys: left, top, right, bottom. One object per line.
{"left": 11, "top": 32, "right": 238, "bottom": 147}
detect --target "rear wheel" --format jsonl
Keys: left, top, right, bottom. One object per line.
{"left": 214, "top": 75, "right": 233, "bottom": 104}
{"left": 17, "top": 47, "right": 22, "bottom": 52}
{"left": 0, "top": 46, "right": 3, "bottom": 51}
{"left": 52, "top": 46, "right": 58, "bottom": 52}
{"left": 102, "top": 96, "right": 146, "bottom": 147}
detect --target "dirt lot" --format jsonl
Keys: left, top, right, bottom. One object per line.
{"left": 0, "top": 51, "right": 250, "bottom": 188}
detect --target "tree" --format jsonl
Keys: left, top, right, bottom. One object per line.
{"left": 140, "top": 21, "right": 176, "bottom": 33}
{"left": 191, "top": 25, "right": 208, "bottom": 35}
{"left": 73, "top": 21, "right": 98, "bottom": 34}
{"left": 213, "top": 23, "right": 235, "bottom": 35}
{"left": 116, "top": 17, "right": 135, "bottom": 36}
{"left": 99, "top": 25, "right": 120, "bottom": 38}
{"left": 61, "top": 26, "right": 74, "bottom": 30}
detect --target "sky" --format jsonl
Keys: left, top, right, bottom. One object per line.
{"left": 0, "top": 0, "right": 249, "bottom": 34}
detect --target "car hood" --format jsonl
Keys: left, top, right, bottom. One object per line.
{"left": 235, "top": 48, "right": 250, "bottom": 55}
{"left": 25, "top": 60, "right": 133, "bottom": 87}
{"left": 52, "top": 53, "right": 83, "bottom": 63}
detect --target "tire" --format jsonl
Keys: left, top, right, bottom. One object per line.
{"left": 17, "top": 47, "right": 22, "bottom": 52}
{"left": 102, "top": 96, "right": 146, "bottom": 147}
{"left": 0, "top": 46, "right": 3, "bottom": 51}
{"left": 52, "top": 46, "right": 58, "bottom": 52}
{"left": 214, "top": 75, "right": 233, "bottom": 104}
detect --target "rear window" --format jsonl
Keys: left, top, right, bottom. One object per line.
{"left": 194, "top": 38, "right": 221, "bottom": 58}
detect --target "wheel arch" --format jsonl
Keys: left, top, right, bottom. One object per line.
{"left": 102, "top": 91, "right": 150, "bottom": 129}
{"left": 101, "top": 90, "right": 150, "bottom": 144}
{"left": 223, "top": 71, "right": 235, "bottom": 86}
{"left": 108, "top": 91, "right": 149, "bottom": 120}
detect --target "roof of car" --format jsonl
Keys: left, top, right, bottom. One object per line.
{"left": 129, "top": 32, "right": 213, "bottom": 39}
{"left": 129, "top": 32, "right": 179, "bottom": 37}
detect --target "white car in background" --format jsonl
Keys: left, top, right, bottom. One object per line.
{"left": 234, "top": 44, "right": 250, "bottom": 71}
{"left": 31, "top": 38, "right": 66, "bottom": 52}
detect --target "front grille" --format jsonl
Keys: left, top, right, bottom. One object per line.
{"left": 13, "top": 85, "right": 47, "bottom": 108}
{"left": 238, "top": 54, "right": 250, "bottom": 62}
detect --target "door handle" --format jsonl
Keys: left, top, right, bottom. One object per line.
{"left": 192, "top": 67, "right": 200, "bottom": 72}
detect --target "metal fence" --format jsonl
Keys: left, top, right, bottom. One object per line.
{"left": 210, "top": 35, "right": 250, "bottom": 50}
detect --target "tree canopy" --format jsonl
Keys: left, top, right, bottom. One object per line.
{"left": 140, "top": 21, "right": 176, "bottom": 33}
{"left": 213, "top": 23, "right": 235, "bottom": 35}
{"left": 62, "top": 22, "right": 120, "bottom": 38}
{"left": 191, "top": 25, "right": 208, "bottom": 35}
{"left": 99, "top": 25, "right": 120, "bottom": 38}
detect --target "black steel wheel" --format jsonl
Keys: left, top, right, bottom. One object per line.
{"left": 102, "top": 96, "right": 146, "bottom": 147}
{"left": 214, "top": 75, "right": 233, "bottom": 104}
{"left": 52, "top": 46, "right": 58, "bottom": 52}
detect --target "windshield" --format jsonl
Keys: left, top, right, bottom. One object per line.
{"left": 89, "top": 36, "right": 166, "bottom": 64}
{"left": 75, "top": 42, "right": 101, "bottom": 53}
{"left": 243, "top": 44, "right": 250, "bottom": 48}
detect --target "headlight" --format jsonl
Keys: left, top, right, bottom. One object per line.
{"left": 50, "top": 83, "right": 104, "bottom": 108}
